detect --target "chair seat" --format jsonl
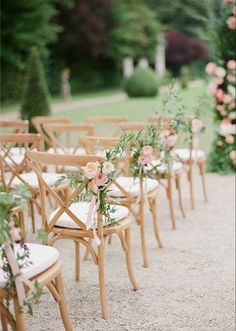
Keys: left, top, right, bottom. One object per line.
{"left": 0, "top": 243, "right": 59, "bottom": 287}
{"left": 148, "top": 160, "right": 183, "bottom": 174}
{"left": 49, "top": 201, "right": 129, "bottom": 229}
{"left": 109, "top": 177, "right": 159, "bottom": 198}
{"left": 4, "top": 154, "right": 25, "bottom": 166}
{"left": 11, "top": 172, "right": 62, "bottom": 189}
{"left": 175, "top": 148, "right": 205, "bottom": 161}
{"left": 48, "top": 147, "right": 86, "bottom": 155}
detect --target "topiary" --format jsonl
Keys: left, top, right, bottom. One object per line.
{"left": 20, "top": 47, "right": 51, "bottom": 132}
{"left": 125, "top": 67, "right": 158, "bottom": 97}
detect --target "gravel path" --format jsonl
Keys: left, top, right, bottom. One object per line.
{"left": 25, "top": 171, "right": 235, "bottom": 331}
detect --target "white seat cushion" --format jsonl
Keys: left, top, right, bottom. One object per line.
{"left": 4, "top": 154, "right": 25, "bottom": 166}
{"left": 175, "top": 148, "right": 205, "bottom": 161}
{"left": 11, "top": 172, "right": 62, "bottom": 189}
{"left": 0, "top": 147, "right": 27, "bottom": 156}
{"left": 49, "top": 201, "right": 129, "bottom": 229}
{"left": 109, "top": 177, "right": 159, "bottom": 198}
{"left": 48, "top": 147, "right": 86, "bottom": 155}
{"left": 148, "top": 160, "right": 183, "bottom": 174}
{"left": 0, "top": 243, "right": 59, "bottom": 287}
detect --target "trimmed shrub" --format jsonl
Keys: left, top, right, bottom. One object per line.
{"left": 125, "top": 68, "right": 158, "bottom": 97}
{"left": 20, "top": 48, "right": 51, "bottom": 132}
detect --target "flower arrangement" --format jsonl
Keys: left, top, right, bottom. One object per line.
{"left": 0, "top": 185, "right": 42, "bottom": 314}
{"left": 206, "top": 0, "right": 236, "bottom": 173}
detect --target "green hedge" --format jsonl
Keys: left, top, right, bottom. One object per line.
{"left": 125, "top": 67, "right": 158, "bottom": 97}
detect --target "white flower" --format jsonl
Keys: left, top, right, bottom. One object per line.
{"left": 102, "top": 161, "right": 115, "bottom": 175}
{"left": 219, "top": 123, "right": 236, "bottom": 137}
{"left": 191, "top": 118, "right": 204, "bottom": 133}
{"left": 83, "top": 161, "right": 100, "bottom": 179}
{"left": 215, "top": 67, "right": 226, "bottom": 78}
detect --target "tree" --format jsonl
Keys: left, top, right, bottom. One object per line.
{"left": 20, "top": 48, "right": 51, "bottom": 132}
{"left": 165, "top": 30, "right": 208, "bottom": 76}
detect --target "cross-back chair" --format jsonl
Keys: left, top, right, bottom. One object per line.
{"left": 0, "top": 119, "right": 29, "bottom": 134}
{"left": 31, "top": 116, "right": 71, "bottom": 148}
{"left": 26, "top": 151, "right": 139, "bottom": 319}
{"left": 148, "top": 115, "right": 208, "bottom": 210}
{"left": 0, "top": 133, "right": 66, "bottom": 233}
{"left": 78, "top": 134, "right": 162, "bottom": 268}
{"left": 85, "top": 116, "right": 128, "bottom": 136}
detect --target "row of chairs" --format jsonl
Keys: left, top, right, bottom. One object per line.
{"left": 0, "top": 116, "right": 207, "bottom": 330}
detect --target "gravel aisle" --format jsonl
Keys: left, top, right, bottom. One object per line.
{"left": 25, "top": 172, "right": 235, "bottom": 331}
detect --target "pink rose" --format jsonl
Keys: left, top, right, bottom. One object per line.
{"left": 208, "top": 81, "right": 218, "bottom": 95}
{"left": 92, "top": 172, "right": 108, "bottom": 187}
{"left": 227, "top": 16, "right": 236, "bottom": 29}
{"left": 227, "top": 59, "right": 236, "bottom": 70}
{"left": 223, "top": 0, "right": 233, "bottom": 3}
{"left": 215, "top": 67, "right": 226, "bottom": 78}
{"left": 138, "top": 154, "right": 154, "bottom": 166}
{"left": 84, "top": 161, "right": 100, "bottom": 179}
{"left": 165, "top": 134, "right": 178, "bottom": 148}
{"left": 216, "top": 105, "right": 227, "bottom": 116}
{"left": 141, "top": 145, "right": 153, "bottom": 156}
{"left": 226, "top": 74, "right": 236, "bottom": 82}
{"left": 205, "top": 62, "right": 217, "bottom": 75}
{"left": 160, "top": 129, "right": 172, "bottom": 139}
{"left": 191, "top": 118, "right": 204, "bottom": 133}
{"left": 225, "top": 135, "right": 234, "bottom": 144}
{"left": 223, "top": 94, "right": 232, "bottom": 104}
{"left": 215, "top": 89, "right": 224, "bottom": 101}
{"left": 232, "top": 6, "right": 236, "bottom": 16}
{"left": 229, "top": 150, "right": 236, "bottom": 164}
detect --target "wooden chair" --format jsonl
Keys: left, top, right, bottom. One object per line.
{"left": 0, "top": 243, "right": 73, "bottom": 331}
{"left": 149, "top": 115, "right": 208, "bottom": 210}
{"left": 85, "top": 116, "right": 128, "bottom": 136}
{"left": 0, "top": 133, "right": 67, "bottom": 233}
{"left": 78, "top": 134, "right": 162, "bottom": 268}
{"left": 31, "top": 116, "right": 70, "bottom": 148}
{"left": 26, "top": 151, "right": 139, "bottom": 319}
{"left": 0, "top": 119, "right": 29, "bottom": 134}
{"left": 43, "top": 123, "right": 94, "bottom": 154}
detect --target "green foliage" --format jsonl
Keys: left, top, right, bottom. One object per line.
{"left": 207, "top": 138, "right": 235, "bottom": 174}
{"left": 125, "top": 68, "right": 158, "bottom": 97}
{"left": 109, "top": 0, "right": 159, "bottom": 62}
{"left": 20, "top": 48, "right": 51, "bottom": 132}
{"left": 179, "top": 66, "right": 191, "bottom": 89}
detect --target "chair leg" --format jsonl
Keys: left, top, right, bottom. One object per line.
{"left": 124, "top": 228, "right": 139, "bottom": 290}
{"left": 0, "top": 299, "right": 9, "bottom": 331}
{"left": 167, "top": 176, "right": 176, "bottom": 230}
{"left": 13, "top": 297, "right": 25, "bottom": 331}
{"left": 55, "top": 273, "right": 73, "bottom": 331}
{"left": 97, "top": 239, "right": 108, "bottom": 319}
{"left": 83, "top": 238, "right": 92, "bottom": 261}
{"left": 188, "top": 165, "right": 194, "bottom": 209}
{"left": 108, "top": 234, "right": 112, "bottom": 245}
{"left": 198, "top": 161, "right": 208, "bottom": 202}
{"left": 175, "top": 174, "right": 186, "bottom": 218}
{"left": 149, "top": 197, "right": 163, "bottom": 248}
{"left": 75, "top": 241, "right": 80, "bottom": 282}
{"left": 139, "top": 201, "right": 149, "bottom": 268}
{"left": 29, "top": 199, "right": 36, "bottom": 233}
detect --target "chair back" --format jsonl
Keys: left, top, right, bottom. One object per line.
{"left": 78, "top": 136, "right": 119, "bottom": 154}
{"left": 43, "top": 123, "right": 94, "bottom": 152}
{"left": 26, "top": 151, "right": 106, "bottom": 235}
{"left": 85, "top": 116, "right": 128, "bottom": 136}
{"left": 0, "top": 119, "right": 29, "bottom": 134}
{"left": 0, "top": 133, "right": 43, "bottom": 188}
{"left": 31, "top": 116, "right": 70, "bottom": 147}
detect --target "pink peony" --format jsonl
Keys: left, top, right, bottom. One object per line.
{"left": 215, "top": 89, "right": 225, "bottom": 101}
{"left": 141, "top": 145, "right": 153, "bottom": 156}
{"left": 227, "top": 59, "right": 236, "bottom": 70}
{"left": 84, "top": 161, "right": 100, "bottom": 179}
{"left": 165, "top": 134, "right": 178, "bottom": 148}
{"left": 226, "top": 74, "right": 236, "bottom": 82}
{"left": 92, "top": 172, "right": 108, "bottom": 187}
{"left": 223, "top": 94, "right": 232, "bottom": 104}
{"left": 215, "top": 66, "right": 226, "bottom": 78}
{"left": 227, "top": 16, "right": 236, "bottom": 29}
{"left": 225, "top": 135, "right": 234, "bottom": 144}
{"left": 208, "top": 81, "right": 218, "bottom": 95}
{"left": 229, "top": 150, "right": 236, "bottom": 164}
{"left": 138, "top": 153, "right": 154, "bottom": 166}
{"left": 205, "top": 62, "right": 217, "bottom": 75}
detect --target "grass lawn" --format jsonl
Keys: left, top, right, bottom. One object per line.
{"left": 58, "top": 81, "right": 215, "bottom": 155}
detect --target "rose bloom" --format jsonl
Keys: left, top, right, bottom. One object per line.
{"left": 226, "top": 135, "right": 234, "bottom": 144}
{"left": 141, "top": 145, "right": 153, "bottom": 156}
{"left": 208, "top": 81, "right": 218, "bottom": 95}
{"left": 138, "top": 153, "right": 154, "bottom": 166}
{"left": 215, "top": 66, "right": 226, "bottom": 78}
{"left": 92, "top": 172, "right": 109, "bottom": 188}
{"left": 205, "top": 62, "right": 217, "bottom": 75}
{"left": 219, "top": 123, "right": 236, "bottom": 136}
{"left": 229, "top": 150, "right": 236, "bottom": 162}
{"left": 228, "top": 100, "right": 236, "bottom": 110}
{"left": 84, "top": 161, "right": 100, "bottom": 179}
{"left": 165, "top": 134, "right": 178, "bottom": 148}
{"left": 215, "top": 89, "right": 224, "bottom": 101}
{"left": 232, "top": 6, "right": 236, "bottom": 16}
{"left": 223, "top": 0, "right": 233, "bottom": 3}
{"left": 226, "top": 74, "right": 236, "bottom": 82}
{"left": 191, "top": 118, "right": 204, "bottom": 133}
{"left": 102, "top": 161, "right": 115, "bottom": 175}
{"left": 227, "top": 16, "right": 236, "bottom": 29}
{"left": 223, "top": 94, "right": 232, "bottom": 104}
{"left": 160, "top": 129, "right": 171, "bottom": 139}
{"left": 217, "top": 140, "right": 223, "bottom": 147}
{"left": 227, "top": 59, "right": 236, "bottom": 70}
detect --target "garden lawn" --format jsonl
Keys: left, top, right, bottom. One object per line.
{"left": 58, "top": 81, "right": 215, "bottom": 155}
